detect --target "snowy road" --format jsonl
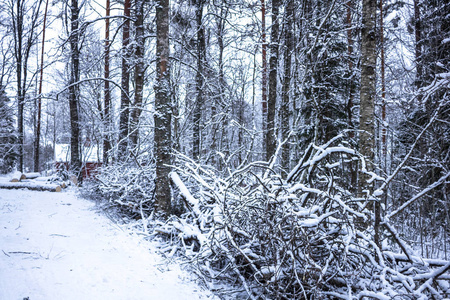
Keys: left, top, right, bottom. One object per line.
{"left": 0, "top": 189, "right": 215, "bottom": 300}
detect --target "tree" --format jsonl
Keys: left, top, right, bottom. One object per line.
{"left": 359, "top": 0, "right": 377, "bottom": 186}
{"left": 68, "top": 0, "right": 82, "bottom": 178}
{"left": 130, "top": 0, "right": 146, "bottom": 155}
{"left": 154, "top": 0, "right": 172, "bottom": 216}
{"left": 0, "top": 86, "right": 18, "bottom": 173}
{"left": 34, "top": 0, "right": 49, "bottom": 172}
{"left": 281, "top": 0, "right": 294, "bottom": 170}
{"left": 266, "top": 0, "right": 280, "bottom": 162}
{"left": 261, "top": 0, "right": 267, "bottom": 158}
{"left": 103, "top": 0, "right": 112, "bottom": 165}
{"left": 192, "top": 0, "right": 206, "bottom": 161}
{"left": 10, "top": 0, "right": 43, "bottom": 172}
{"left": 119, "top": 0, "right": 131, "bottom": 158}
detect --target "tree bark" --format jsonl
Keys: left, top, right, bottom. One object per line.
{"left": 103, "top": 0, "right": 111, "bottom": 165}
{"left": 119, "top": 0, "right": 131, "bottom": 159}
{"left": 69, "top": 0, "right": 81, "bottom": 177}
{"left": 281, "top": 0, "right": 294, "bottom": 170}
{"left": 266, "top": 0, "right": 280, "bottom": 162}
{"left": 193, "top": 0, "right": 205, "bottom": 161}
{"left": 359, "top": 0, "right": 377, "bottom": 182}
{"left": 130, "top": 0, "right": 145, "bottom": 154}
{"left": 34, "top": 0, "right": 49, "bottom": 172}
{"left": 380, "top": 0, "right": 386, "bottom": 157}
{"left": 154, "top": 0, "right": 172, "bottom": 216}
{"left": 414, "top": 0, "right": 422, "bottom": 90}
{"left": 359, "top": 0, "right": 378, "bottom": 239}
{"left": 261, "top": 0, "right": 267, "bottom": 159}
{"left": 14, "top": 0, "right": 25, "bottom": 173}
{"left": 69, "top": 0, "right": 81, "bottom": 179}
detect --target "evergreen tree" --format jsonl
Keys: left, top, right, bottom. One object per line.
{"left": 0, "top": 86, "right": 18, "bottom": 173}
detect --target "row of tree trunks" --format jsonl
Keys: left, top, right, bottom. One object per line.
{"left": 34, "top": 0, "right": 49, "bottom": 172}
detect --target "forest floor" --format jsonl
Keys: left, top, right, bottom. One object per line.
{"left": 0, "top": 184, "right": 216, "bottom": 300}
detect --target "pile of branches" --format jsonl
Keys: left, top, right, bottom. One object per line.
{"left": 160, "top": 137, "right": 449, "bottom": 299}
{"left": 83, "top": 163, "right": 155, "bottom": 219}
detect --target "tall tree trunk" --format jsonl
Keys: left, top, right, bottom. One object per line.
{"left": 281, "top": 0, "right": 294, "bottom": 171}
{"left": 359, "top": 0, "right": 378, "bottom": 243}
{"left": 380, "top": 0, "right": 386, "bottom": 157}
{"left": 266, "top": 0, "right": 280, "bottom": 162}
{"left": 13, "top": 0, "right": 24, "bottom": 173}
{"left": 261, "top": 0, "right": 267, "bottom": 159}
{"left": 69, "top": 0, "right": 81, "bottom": 179}
{"left": 346, "top": 0, "right": 357, "bottom": 188}
{"left": 119, "top": 0, "right": 131, "bottom": 159}
{"left": 216, "top": 3, "right": 229, "bottom": 165}
{"left": 130, "top": 0, "right": 145, "bottom": 154}
{"left": 12, "top": 0, "right": 42, "bottom": 172}
{"left": 359, "top": 0, "right": 376, "bottom": 182}
{"left": 193, "top": 0, "right": 205, "bottom": 161}
{"left": 34, "top": 0, "right": 49, "bottom": 172}
{"left": 414, "top": 0, "right": 422, "bottom": 90}
{"left": 154, "top": 0, "right": 172, "bottom": 216}
{"left": 103, "top": 0, "right": 111, "bottom": 165}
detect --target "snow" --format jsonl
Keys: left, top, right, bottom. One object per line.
{"left": 0, "top": 188, "right": 216, "bottom": 300}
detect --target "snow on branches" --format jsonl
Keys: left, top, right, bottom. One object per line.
{"left": 160, "top": 138, "right": 449, "bottom": 299}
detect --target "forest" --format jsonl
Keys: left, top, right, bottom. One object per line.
{"left": 0, "top": 0, "right": 449, "bottom": 298}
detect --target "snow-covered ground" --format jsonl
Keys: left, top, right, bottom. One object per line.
{"left": 0, "top": 187, "right": 216, "bottom": 300}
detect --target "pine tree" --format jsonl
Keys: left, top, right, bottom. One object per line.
{"left": 0, "top": 86, "right": 18, "bottom": 173}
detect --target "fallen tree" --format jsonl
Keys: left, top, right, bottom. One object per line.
{"left": 157, "top": 136, "right": 450, "bottom": 299}
{"left": 0, "top": 182, "right": 62, "bottom": 192}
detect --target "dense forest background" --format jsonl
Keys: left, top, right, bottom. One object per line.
{"left": 0, "top": 0, "right": 449, "bottom": 298}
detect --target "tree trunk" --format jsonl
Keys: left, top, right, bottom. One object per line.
{"left": 380, "top": 0, "right": 386, "bottom": 158}
{"left": 130, "top": 0, "right": 145, "bottom": 154}
{"left": 119, "top": 0, "right": 131, "bottom": 159}
{"left": 69, "top": 0, "right": 81, "bottom": 179}
{"left": 154, "top": 0, "right": 172, "bottom": 216}
{"left": 359, "top": 0, "right": 378, "bottom": 240}
{"left": 414, "top": 0, "right": 422, "bottom": 90}
{"left": 359, "top": 0, "right": 376, "bottom": 183}
{"left": 103, "top": 0, "right": 111, "bottom": 165}
{"left": 34, "top": 0, "right": 49, "bottom": 172}
{"left": 266, "top": 0, "right": 280, "bottom": 162}
{"left": 346, "top": 0, "right": 357, "bottom": 189}
{"left": 193, "top": 0, "right": 205, "bottom": 161}
{"left": 12, "top": 0, "right": 24, "bottom": 173}
{"left": 281, "top": 0, "right": 294, "bottom": 171}
{"left": 261, "top": 0, "right": 267, "bottom": 159}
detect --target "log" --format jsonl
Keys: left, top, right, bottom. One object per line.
{"left": 20, "top": 172, "right": 41, "bottom": 180}
{"left": 0, "top": 182, "right": 62, "bottom": 192}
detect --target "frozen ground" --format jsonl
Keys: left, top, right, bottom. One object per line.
{"left": 0, "top": 187, "right": 216, "bottom": 300}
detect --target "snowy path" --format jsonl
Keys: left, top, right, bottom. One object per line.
{"left": 0, "top": 189, "right": 215, "bottom": 300}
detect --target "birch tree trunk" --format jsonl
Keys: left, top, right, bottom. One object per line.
{"left": 359, "top": 0, "right": 378, "bottom": 243}
{"left": 154, "top": 0, "right": 172, "bottom": 216}
{"left": 266, "top": 0, "right": 280, "bottom": 162}
{"left": 130, "top": 0, "right": 145, "bottom": 154}
{"left": 359, "top": 0, "right": 376, "bottom": 184}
